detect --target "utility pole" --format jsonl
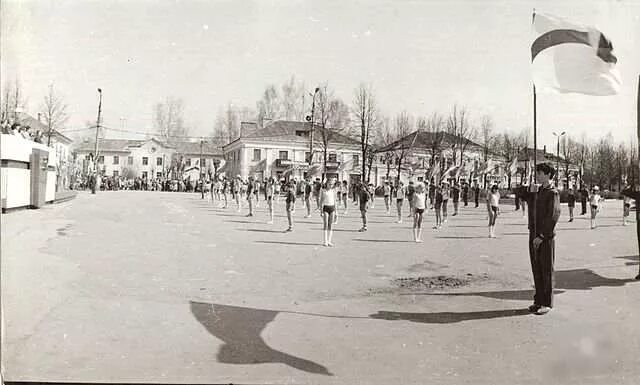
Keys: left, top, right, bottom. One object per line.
{"left": 307, "top": 87, "right": 320, "bottom": 168}
{"left": 200, "top": 138, "right": 205, "bottom": 199}
{"left": 552, "top": 131, "right": 566, "bottom": 187}
{"left": 92, "top": 88, "right": 102, "bottom": 194}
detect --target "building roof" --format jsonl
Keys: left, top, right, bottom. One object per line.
{"left": 518, "top": 147, "right": 562, "bottom": 162}
{"left": 376, "top": 130, "right": 483, "bottom": 153}
{"left": 172, "top": 141, "right": 222, "bottom": 156}
{"left": 18, "top": 113, "right": 73, "bottom": 144}
{"left": 73, "top": 137, "right": 223, "bottom": 156}
{"left": 74, "top": 138, "right": 145, "bottom": 153}
{"left": 229, "top": 120, "right": 360, "bottom": 149}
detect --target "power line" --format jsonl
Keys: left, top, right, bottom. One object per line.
{"left": 59, "top": 125, "right": 214, "bottom": 141}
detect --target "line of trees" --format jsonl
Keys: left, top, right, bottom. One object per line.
{"left": 207, "top": 74, "right": 638, "bottom": 188}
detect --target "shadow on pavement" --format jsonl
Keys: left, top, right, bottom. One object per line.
{"left": 408, "top": 289, "right": 565, "bottom": 301}
{"left": 435, "top": 236, "right": 490, "bottom": 239}
{"left": 615, "top": 255, "right": 639, "bottom": 266}
{"left": 190, "top": 301, "right": 333, "bottom": 376}
{"left": 404, "top": 268, "right": 636, "bottom": 301}
{"left": 555, "top": 268, "right": 637, "bottom": 289}
{"left": 353, "top": 238, "right": 414, "bottom": 243}
{"left": 256, "top": 240, "right": 319, "bottom": 246}
{"left": 245, "top": 229, "right": 286, "bottom": 233}
{"left": 368, "top": 308, "right": 530, "bottom": 324}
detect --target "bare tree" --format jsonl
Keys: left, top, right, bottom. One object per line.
{"left": 393, "top": 111, "right": 415, "bottom": 183}
{"left": 256, "top": 85, "right": 281, "bottom": 126}
{"left": 352, "top": 83, "right": 378, "bottom": 183}
{"left": 153, "top": 97, "right": 188, "bottom": 143}
{"left": 376, "top": 115, "right": 396, "bottom": 180}
{"left": 446, "top": 104, "right": 477, "bottom": 166}
{"left": 41, "top": 84, "right": 69, "bottom": 146}
{"left": 425, "top": 112, "right": 446, "bottom": 166}
{"left": 479, "top": 115, "right": 497, "bottom": 188}
{"left": 281, "top": 76, "right": 306, "bottom": 121}
{"left": 1, "top": 79, "right": 28, "bottom": 122}
{"left": 615, "top": 142, "right": 629, "bottom": 191}
{"left": 315, "top": 85, "right": 350, "bottom": 179}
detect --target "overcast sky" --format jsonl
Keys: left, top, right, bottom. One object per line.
{"left": 2, "top": 0, "right": 639, "bottom": 149}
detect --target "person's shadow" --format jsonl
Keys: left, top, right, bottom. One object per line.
{"left": 405, "top": 268, "right": 637, "bottom": 302}
{"left": 190, "top": 301, "right": 333, "bottom": 376}
{"left": 368, "top": 308, "right": 530, "bottom": 324}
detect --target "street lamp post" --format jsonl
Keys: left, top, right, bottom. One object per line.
{"left": 200, "top": 138, "right": 206, "bottom": 199}
{"left": 92, "top": 88, "right": 102, "bottom": 194}
{"left": 306, "top": 87, "right": 320, "bottom": 168}
{"left": 552, "top": 131, "right": 566, "bottom": 187}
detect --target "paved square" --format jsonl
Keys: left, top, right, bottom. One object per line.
{"left": 2, "top": 191, "right": 639, "bottom": 384}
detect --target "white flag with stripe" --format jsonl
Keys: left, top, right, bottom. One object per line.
{"left": 531, "top": 12, "right": 621, "bottom": 95}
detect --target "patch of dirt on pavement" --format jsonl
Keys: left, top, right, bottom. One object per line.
{"left": 393, "top": 273, "right": 489, "bottom": 290}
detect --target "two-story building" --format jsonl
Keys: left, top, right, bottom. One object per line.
{"left": 375, "top": 130, "right": 503, "bottom": 185}
{"left": 72, "top": 137, "right": 223, "bottom": 180}
{"left": 222, "top": 120, "right": 362, "bottom": 183}
{"left": 18, "top": 113, "right": 74, "bottom": 190}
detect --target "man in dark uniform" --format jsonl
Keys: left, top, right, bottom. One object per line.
{"left": 579, "top": 185, "right": 588, "bottom": 215}
{"left": 513, "top": 184, "right": 521, "bottom": 211}
{"left": 525, "top": 163, "right": 561, "bottom": 315}
{"left": 621, "top": 186, "right": 640, "bottom": 280}
{"left": 462, "top": 182, "right": 469, "bottom": 206}
{"left": 473, "top": 182, "right": 480, "bottom": 208}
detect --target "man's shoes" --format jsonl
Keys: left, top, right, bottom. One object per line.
{"left": 528, "top": 304, "right": 540, "bottom": 313}
{"left": 358, "top": 227, "right": 367, "bottom": 232}
{"left": 568, "top": 218, "right": 573, "bottom": 222}
{"left": 535, "top": 306, "right": 551, "bottom": 315}
{"left": 286, "top": 227, "right": 292, "bottom": 232}
{"left": 635, "top": 273, "right": 640, "bottom": 280}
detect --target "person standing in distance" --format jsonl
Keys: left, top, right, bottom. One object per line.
{"left": 525, "top": 163, "right": 561, "bottom": 315}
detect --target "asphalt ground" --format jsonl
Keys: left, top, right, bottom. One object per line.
{"left": 1, "top": 191, "right": 639, "bottom": 384}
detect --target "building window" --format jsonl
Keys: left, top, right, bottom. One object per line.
{"left": 353, "top": 154, "right": 359, "bottom": 165}
{"left": 157, "top": 157, "right": 162, "bottom": 166}
{"left": 142, "top": 171, "right": 148, "bottom": 179}
{"left": 113, "top": 170, "right": 119, "bottom": 177}
{"left": 157, "top": 172, "right": 162, "bottom": 178}
{"left": 142, "top": 157, "right": 148, "bottom": 166}
{"left": 113, "top": 155, "right": 119, "bottom": 165}
{"left": 127, "top": 156, "right": 133, "bottom": 165}
{"left": 253, "top": 149, "right": 261, "bottom": 161}
{"left": 98, "top": 155, "right": 104, "bottom": 164}
{"left": 329, "top": 153, "right": 337, "bottom": 162}
{"left": 186, "top": 158, "right": 191, "bottom": 167}
{"left": 279, "top": 151, "right": 289, "bottom": 160}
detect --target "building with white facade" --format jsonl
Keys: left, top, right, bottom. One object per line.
{"left": 18, "top": 114, "right": 74, "bottom": 190}
{"left": 73, "top": 137, "right": 223, "bottom": 180}
{"left": 222, "top": 120, "right": 362, "bottom": 183}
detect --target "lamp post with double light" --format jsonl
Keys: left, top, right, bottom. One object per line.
{"left": 552, "top": 131, "right": 566, "bottom": 187}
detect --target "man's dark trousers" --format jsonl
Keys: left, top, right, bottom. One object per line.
{"left": 529, "top": 234, "right": 555, "bottom": 307}
{"left": 581, "top": 198, "right": 587, "bottom": 215}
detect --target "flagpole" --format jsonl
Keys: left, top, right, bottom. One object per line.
{"left": 636, "top": 74, "right": 640, "bottom": 278}
{"left": 533, "top": 84, "right": 538, "bottom": 236}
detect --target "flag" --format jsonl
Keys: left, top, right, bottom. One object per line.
{"left": 532, "top": 12, "right": 621, "bottom": 95}
{"left": 308, "top": 164, "right": 322, "bottom": 177}
{"left": 428, "top": 160, "right": 441, "bottom": 182}
{"left": 338, "top": 158, "right": 354, "bottom": 172}
{"left": 509, "top": 157, "right": 518, "bottom": 176}
{"left": 442, "top": 164, "right": 458, "bottom": 180}
{"left": 478, "top": 160, "right": 495, "bottom": 175}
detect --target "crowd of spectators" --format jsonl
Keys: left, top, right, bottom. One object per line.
{"left": 1, "top": 121, "right": 48, "bottom": 144}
